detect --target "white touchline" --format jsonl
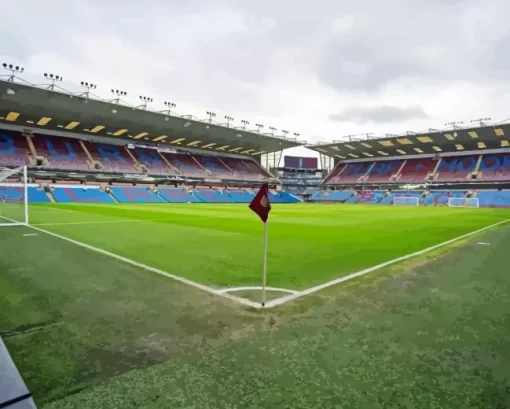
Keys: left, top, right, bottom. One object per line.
{"left": 264, "top": 219, "right": 510, "bottom": 309}
{"left": 32, "top": 219, "right": 144, "bottom": 226}
{"left": 0, "top": 216, "right": 261, "bottom": 309}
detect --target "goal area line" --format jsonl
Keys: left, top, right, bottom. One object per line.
{"left": 3, "top": 216, "right": 509, "bottom": 310}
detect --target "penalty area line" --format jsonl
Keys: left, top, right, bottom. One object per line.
{"left": 1, "top": 216, "right": 261, "bottom": 309}
{"left": 265, "top": 218, "right": 510, "bottom": 309}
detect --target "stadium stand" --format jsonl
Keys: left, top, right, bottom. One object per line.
{"left": 478, "top": 154, "right": 510, "bottom": 181}
{"left": 397, "top": 158, "right": 437, "bottom": 183}
{"left": 0, "top": 131, "right": 31, "bottom": 168}
{"left": 51, "top": 187, "right": 116, "bottom": 203}
{"left": 131, "top": 147, "right": 175, "bottom": 175}
{"left": 327, "top": 162, "right": 372, "bottom": 184}
{"left": 434, "top": 155, "right": 478, "bottom": 182}
{"left": 32, "top": 134, "right": 91, "bottom": 171}
{"left": 364, "top": 160, "right": 403, "bottom": 183}
{"left": 85, "top": 142, "right": 139, "bottom": 173}
{"left": 110, "top": 186, "right": 166, "bottom": 203}
{"left": 158, "top": 187, "right": 201, "bottom": 203}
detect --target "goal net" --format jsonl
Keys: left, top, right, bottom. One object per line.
{"left": 393, "top": 196, "right": 419, "bottom": 206}
{"left": 0, "top": 166, "right": 28, "bottom": 227}
{"left": 448, "top": 197, "right": 479, "bottom": 208}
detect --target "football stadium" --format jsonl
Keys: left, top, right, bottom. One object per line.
{"left": 2, "top": 69, "right": 510, "bottom": 409}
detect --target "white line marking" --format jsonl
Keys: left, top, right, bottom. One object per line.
{"left": 216, "top": 286, "right": 299, "bottom": 295}
{"left": 23, "top": 233, "right": 38, "bottom": 237}
{"left": 32, "top": 219, "right": 143, "bottom": 226}
{"left": 477, "top": 242, "right": 490, "bottom": 245}
{"left": 1, "top": 216, "right": 261, "bottom": 309}
{"left": 264, "top": 219, "right": 510, "bottom": 308}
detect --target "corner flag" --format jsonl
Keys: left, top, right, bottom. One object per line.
{"left": 249, "top": 183, "right": 271, "bottom": 223}
{"left": 249, "top": 184, "right": 271, "bottom": 307}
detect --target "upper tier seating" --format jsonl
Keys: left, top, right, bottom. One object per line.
{"left": 131, "top": 148, "right": 174, "bottom": 175}
{"left": 478, "top": 154, "right": 510, "bottom": 181}
{"left": 221, "top": 157, "right": 267, "bottom": 181}
{"left": 86, "top": 142, "right": 139, "bottom": 173}
{"left": 435, "top": 156, "right": 478, "bottom": 182}
{"left": 0, "top": 131, "right": 31, "bottom": 168}
{"left": 398, "top": 158, "right": 437, "bottom": 183}
{"left": 161, "top": 153, "right": 205, "bottom": 177}
{"left": 195, "top": 156, "right": 230, "bottom": 175}
{"left": 326, "top": 162, "right": 372, "bottom": 184}
{"left": 32, "top": 135, "right": 90, "bottom": 171}
{"left": 365, "top": 160, "right": 403, "bottom": 183}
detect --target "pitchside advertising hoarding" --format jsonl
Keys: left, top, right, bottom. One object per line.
{"left": 284, "top": 156, "right": 318, "bottom": 169}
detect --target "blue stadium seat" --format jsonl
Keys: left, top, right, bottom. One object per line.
{"left": 476, "top": 191, "right": 510, "bottom": 207}
{"left": 52, "top": 187, "right": 115, "bottom": 203}
{"left": 110, "top": 187, "right": 166, "bottom": 203}
{"left": 158, "top": 188, "right": 200, "bottom": 203}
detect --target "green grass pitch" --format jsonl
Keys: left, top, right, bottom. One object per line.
{"left": 1, "top": 203, "right": 510, "bottom": 408}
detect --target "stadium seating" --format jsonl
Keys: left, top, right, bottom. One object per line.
{"left": 86, "top": 142, "right": 139, "bottom": 173}
{"left": 327, "top": 162, "right": 372, "bottom": 184}
{"left": 225, "top": 189, "right": 253, "bottom": 203}
{"left": 51, "top": 187, "right": 116, "bottom": 203}
{"left": 365, "top": 160, "right": 404, "bottom": 183}
{"left": 478, "top": 154, "right": 510, "bottom": 181}
{"left": 435, "top": 156, "right": 478, "bottom": 182}
{"left": 161, "top": 153, "right": 205, "bottom": 177}
{"left": 131, "top": 148, "right": 174, "bottom": 175}
{"left": 110, "top": 187, "right": 166, "bottom": 203}
{"left": 476, "top": 190, "right": 510, "bottom": 207}
{"left": 0, "top": 131, "right": 31, "bottom": 167}
{"left": 346, "top": 191, "right": 385, "bottom": 204}
{"left": 422, "top": 190, "right": 465, "bottom": 205}
{"left": 311, "top": 190, "right": 355, "bottom": 201}
{"left": 158, "top": 187, "right": 201, "bottom": 203}
{"left": 0, "top": 186, "right": 51, "bottom": 203}
{"left": 397, "top": 158, "right": 437, "bottom": 183}
{"left": 221, "top": 157, "right": 267, "bottom": 180}
{"left": 195, "top": 156, "right": 230, "bottom": 175}
{"left": 379, "top": 190, "right": 421, "bottom": 205}
{"left": 32, "top": 134, "right": 91, "bottom": 171}
{"left": 194, "top": 188, "right": 231, "bottom": 203}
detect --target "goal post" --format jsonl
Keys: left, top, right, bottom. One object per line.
{"left": 393, "top": 196, "right": 420, "bottom": 206}
{"left": 448, "top": 197, "right": 479, "bottom": 208}
{"left": 0, "top": 166, "right": 29, "bottom": 227}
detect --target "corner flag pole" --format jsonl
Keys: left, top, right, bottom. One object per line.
{"left": 262, "top": 220, "right": 268, "bottom": 307}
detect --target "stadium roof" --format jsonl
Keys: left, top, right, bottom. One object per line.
{"left": 0, "top": 78, "right": 302, "bottom": 156}
{"left": 308, "top": 122, "right": 510, "bottom": 159}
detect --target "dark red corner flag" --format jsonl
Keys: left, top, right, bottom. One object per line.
{"left": 249, "top": 183, "right": 271, "bottom": 223}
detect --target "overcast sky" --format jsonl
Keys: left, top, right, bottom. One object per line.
{"left": 1, "top": 0, "right": 510, "bottom": 159}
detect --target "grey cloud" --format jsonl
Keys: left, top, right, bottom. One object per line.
{"left": 329, "top": 105, "right": 430, "bottom": 124}
{"left": 315, "top": 0, "right": 510, "bottom": 92}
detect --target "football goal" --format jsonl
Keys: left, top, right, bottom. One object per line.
{"left": 393, "top": 196, "right": 420, "bottom": 206}
{"left": 448, "top": 197, "right": 479, "bottom": 208}
{"left": 0, "top": 166, "right": 29, "bottom": 227}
